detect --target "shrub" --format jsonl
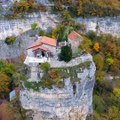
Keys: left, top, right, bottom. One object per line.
{"left": 93, "top": 95, "right": 105, "bottom": 113}
{"left": 59, "top": 45, "right": 72, "bottom": 62}
{"left": 48, "top": 69, "right": 61, "bottom": 81}
{"left": 5, "top": 36, "right": 16, "bottom": 45}
{"left": 31, "top": 23, "right": 38, "bottom": 30}
{"left": 39, "top": 29, "right": 45, "bottom": 36}
{"left": 40, "top": 62, "right": 50, "bottom": 72}
{"left": 113, "top": 88, "right": 120, "bottom": 98}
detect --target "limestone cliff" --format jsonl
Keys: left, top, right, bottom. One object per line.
{"left": 20, "top": 54, "right": 96, "bottom": 120}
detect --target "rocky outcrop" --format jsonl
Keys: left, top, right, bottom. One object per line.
{"left": 20, "top": 54, "right": 96, "bottom": 120}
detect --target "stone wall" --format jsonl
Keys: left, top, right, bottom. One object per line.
{"left": 20, "top": 56, "right": 96, "bottom": 120}
{"left": 50, "top": 53, "right": 92, "bottom": 68}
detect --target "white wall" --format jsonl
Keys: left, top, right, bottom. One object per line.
{"left": 27, "top": 49, "right": 34, "bottom": 57}
{"left": 68, "top": 37, "right": 82, "bottom": 52}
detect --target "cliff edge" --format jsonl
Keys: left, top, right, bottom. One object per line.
{"left": 20, "top": 53, "right": 96, "bottom": 120}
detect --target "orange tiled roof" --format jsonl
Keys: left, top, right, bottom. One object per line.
{"left": 27, "top": 41, "right": 42, "bottom": 49}
{"left": 68, "top": 31, "right": 80, "bottom": 41}
{"left": 40, "top": 36, "right": 56, "bottom": 47}
{"left": 27, "top": 36, "right": 56, "bottom": 50}
{"left": 32, "top": 45, "right": 48, "bottom": 51}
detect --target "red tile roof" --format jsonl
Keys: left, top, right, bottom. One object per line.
{"left": 27, "top": 41, "right": 42, "bottom": 49}
{"left": 40, "top": 36, "right": 56, "bottom": 47}
{"left": 32, "top": 45, "right": 48, "bottom": 51}
{"left": 68, "top": 31, "right": 80, "bottom": 41}
{"left": 27, "top": 36, "right": 56, "bottom": 50}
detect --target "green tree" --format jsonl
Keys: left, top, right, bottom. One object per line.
{"left": 59, "top": 45, "right": 72, "bottom": 62}
{"left": 39, "top": 29, "right": 45, "bottom": 36}
{"left": 57, "top": 26, "right": 70, "bottom": 42}
{"left": 0, "top": 60, "right": 16, "bottom": 77}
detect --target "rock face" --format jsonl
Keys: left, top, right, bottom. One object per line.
{"left": 0, "top": 13, "right": 57, "bottom": 40}
{"left": 0, "top": 14, "right": 120, "bottom": 60}
{"left": 0, "top": 31, "right": 34, "bottom": 60}
{"left": 20, "top": 54, "right": 96, "bottom": 120}
{"left": 0, "top": 13, "right": 120, "bottom": 41}
{"left": 75, "top": 17, "right": 120, "bottom": 37}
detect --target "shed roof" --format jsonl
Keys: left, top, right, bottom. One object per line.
{"left": 68, "top": 31, "right": 80, "bottom": 40}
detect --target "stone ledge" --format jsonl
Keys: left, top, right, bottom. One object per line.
{"left": 50, "top": 53, "right": 93, "bottom": 68}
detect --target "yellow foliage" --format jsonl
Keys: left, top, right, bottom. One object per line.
{"left": 93, "top": 42, "right": 100, "bottom": 52}
{"left": 113, "top": 88, "right": 120, "bottom": 98}
{"left": 106, "top": 58, "right": 114, "bottom": 66}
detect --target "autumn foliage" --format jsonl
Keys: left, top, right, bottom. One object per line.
{"left": 0, "top": 73, "right": 11, "bottom": 98}
{"left": 0, "top": 60, "right": 17, "bottom": 98}
{"left": 48, "top": 69, "right": 61, "bottom": 81}
{"left": 93, "top": 42, "right": 100, "bottom": 52}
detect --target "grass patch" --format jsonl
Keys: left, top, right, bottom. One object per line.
{"left": 24, "top": 80, "right": 39, "bottom": 91}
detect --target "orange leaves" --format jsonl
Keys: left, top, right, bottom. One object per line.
{"left": 93, "top": 42, "right": 100, "bottom": 52}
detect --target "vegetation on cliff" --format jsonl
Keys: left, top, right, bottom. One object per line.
{"left": 6, "top": 0, "right": 47, "bottom": 19}
{"left": 5, "top": 36, "right": 16, "bottom": 45}
{"left": 50, "top": 0, "right": 120, "bottom": 17}
{"left": 79, "top": 32, "right": 120, "bottom": 120}
{"left": 0, "top": 61, "right": 16, "bottom": 98}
